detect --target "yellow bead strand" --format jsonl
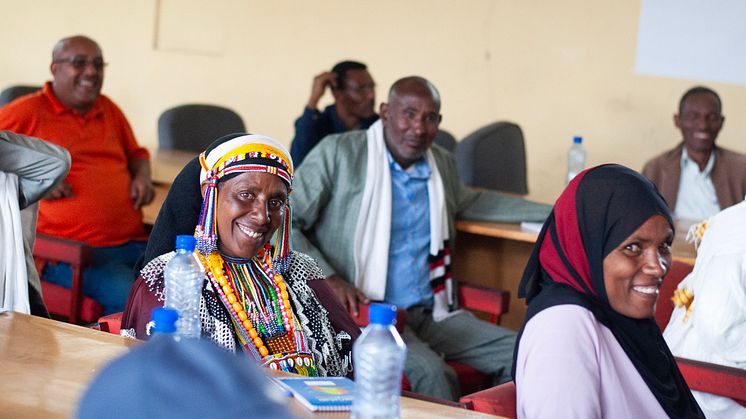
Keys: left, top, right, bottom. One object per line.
{"left": 199, "top": 251, "right": 268, "bottom": 357}
{"left": 671, "top": 287, "right": 694, "bottom": 322}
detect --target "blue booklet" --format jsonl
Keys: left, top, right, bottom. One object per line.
{"left": 273, "top": 376, "right": 355, "bottom": 412}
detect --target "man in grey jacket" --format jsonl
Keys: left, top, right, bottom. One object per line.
{"left": 0, "top": 131, "right": 70, "bottom": 316}
{"left": 291, "top": 76, "right": 550, "bottom": 400}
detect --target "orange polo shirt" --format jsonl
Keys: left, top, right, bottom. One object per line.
{"left": 0, "top": 82, "right": 149, "bottom": 247}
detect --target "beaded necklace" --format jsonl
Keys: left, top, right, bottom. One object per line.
{"left": 196, "top": 246, "right": 317, "bottom": 376}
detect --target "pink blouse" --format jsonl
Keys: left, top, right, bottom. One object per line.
{"left": 515, "top": 305, "right": 668, "bottom": 418}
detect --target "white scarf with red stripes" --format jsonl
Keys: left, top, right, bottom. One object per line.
{"left": 353, "top": 120, "right": 457, "bottom": 321}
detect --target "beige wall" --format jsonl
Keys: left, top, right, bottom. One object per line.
{"left": 2, "top": 0, "right": 745, "bottom": 203}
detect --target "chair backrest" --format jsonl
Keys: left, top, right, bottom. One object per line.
{"left": 676, "top": 357, "right": 746, "bottom": 405}
{"left": 0, "top": 85, "right": 41, "bottom": 107}
{"left": 98, "top": 312, "right": 123, "bottom": 334}
{"left": 158, "top": 104, "right": 246, "bottom": 152}
{"left": 33, "top": 234, "right": 102, "bottom": 324}
{"left": 457, "top": 282, "right": 509, "bottom": 325}
{"left": 460, "top": 380, "right": 517, "bottom": 418}
{"left": 654, "top": 260, "right": 693, "bottom": 330}
{"left": 433, "top": 129, "right": 457, "bottom": 152}
{"left": 454, "top": 121, "right": 528, "bottom": 195}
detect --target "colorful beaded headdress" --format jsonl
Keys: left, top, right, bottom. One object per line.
{"left": 195, "top": 134, "right": 294, "bottom": 272}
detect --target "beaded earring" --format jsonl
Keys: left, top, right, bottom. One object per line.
{"left": 272, "top": 201, "right": 293, "bottom": 274}
{"left": 196, "top": 174, "right": 219, "bottom": 254}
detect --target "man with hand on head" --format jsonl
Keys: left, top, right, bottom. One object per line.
{"left": 290, "top": 60, "right": 378, "bottom": 166}
{"left": 642, "top": 86, "right": 746, "bottom": 221}
{"left": 0, "top": 35, "right": 154, "bottom": 315}
{"left": 292, "top": 76, "right": 551, "bottom": 400}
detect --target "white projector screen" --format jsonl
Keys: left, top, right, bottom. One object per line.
{"left": 635, "top": 0, "right": 746, "bottom": 85}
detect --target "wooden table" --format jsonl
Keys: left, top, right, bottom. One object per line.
{"left": 282, "top": 384, "right": 500, "bottom": 418}
{"left": 0, "top": 312, "right": 139, "bottom": 418}
{"left": 453, "top": 220, "right": 697, "bottom": 331}
{"left": 0, "top": 312, "right": 500, "bottom": 418}
{"left": 150, "top": 148, "right": 197, "bottom": 184}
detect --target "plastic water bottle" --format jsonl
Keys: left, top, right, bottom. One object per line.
{"left": 351, "top": 303, "right": 407, "bottom": 419}
{"left": 566, "top": 135, "right": 586, "bottom": 184}
{"left": 163, "top": 235, "right": 203, "bottom": 339}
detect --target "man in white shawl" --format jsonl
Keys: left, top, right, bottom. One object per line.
{"left": 0, "top": 131, "right": 70, "bottom": 316}
{"left": 664, "top": 200, "right": 746, "bottom": 418}
{"left": 291, "top": 76, "right": 551, "bottom": 400}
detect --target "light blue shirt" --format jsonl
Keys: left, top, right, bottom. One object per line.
{"left": 384, "top": 153, "right": 433, "bottom": 309}
{"left": 674, "top": 148, "right": 720, "bottom": 221}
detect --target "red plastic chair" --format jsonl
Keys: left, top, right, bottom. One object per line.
{"left": 676, "top": 357, "right": 746, "bottom": 407}
{"left": 33, "top": 234, "right": 104, "bottom": 325}
{"left": 654, "top": 260, "right": 694, "bottom": 330}
{"left": 458, "top": 282, "right": 510, "bottom": 324}
{"left": 98, "top": 312, "right": 123, "bottom": 335}
{"left": 451, "top": 283, "right": 510, "bottom": 395}
{"left": 460, "top": 380, "right": 516, "bottom": 418}
{"left": 352, "top": 283, "right": 510, "bottom": 396}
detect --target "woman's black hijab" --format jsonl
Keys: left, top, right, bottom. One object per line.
{"left": 513, "top": 164, "right": 704, "bottom": 418}
{"left": 134, "top": 133, "right": 245, "bottom": 272}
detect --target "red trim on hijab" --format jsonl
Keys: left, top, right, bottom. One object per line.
{"left": 538, "top": 170, "right": 596, "bottom": 297}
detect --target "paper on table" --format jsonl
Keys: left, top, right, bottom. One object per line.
{"left": 520, "top": 222, "right": 543, "bottom": 234}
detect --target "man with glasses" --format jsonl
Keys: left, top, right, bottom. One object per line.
{"left": 642, "top": 86, "right": 746, "bottom": 221}
{"left": 290, "top": 60, "right": 378, "bottom": 166}
{"left": 0, "top": 35, "right": 154, "bottom": 315}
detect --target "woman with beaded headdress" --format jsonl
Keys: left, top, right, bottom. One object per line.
{"left": 121, "top": 134, "right": 359, "bottom": 377}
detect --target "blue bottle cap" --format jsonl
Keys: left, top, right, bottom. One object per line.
{"left": 573, "top": 136, "right": 583, "bottom": 144}
{"left": 175, "top": 235, "right": 196, "bottom": 251}
{"left": 151, "top": 307, "right": 178, "bottom": 334}
{"left": 368, "top": 303, "right": 397, "bottom": 325}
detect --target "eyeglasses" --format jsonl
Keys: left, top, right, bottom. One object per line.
{"left": 53, "top": 56, "right": 107, "bottom": 71}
